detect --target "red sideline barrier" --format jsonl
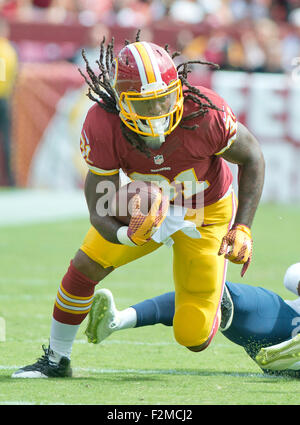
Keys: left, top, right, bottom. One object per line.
{"left": 7, "top": 19, "right": 252, "bottom": 56}
{"left": 11, "top": 62, "right": 84, "bottom": 187}
{"left": 8, "top": 18, "right": 298, "bottom": 47}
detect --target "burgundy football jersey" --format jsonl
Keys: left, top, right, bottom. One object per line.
{"left": 80, "top": 86, "right": 237, "bottom": 208}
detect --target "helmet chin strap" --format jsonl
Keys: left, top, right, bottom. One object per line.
{"left": 142, "top": 135, "right": 165, "bottom": 150}
{"left": 138, "top": 117, "right": 168, "bottom": 149}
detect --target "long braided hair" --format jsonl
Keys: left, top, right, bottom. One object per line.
{"left": 78, "top": 30, "right": 221, "bottom": 157}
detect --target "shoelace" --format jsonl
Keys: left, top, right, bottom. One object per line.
{"left": 35, "top": 345, "right": 57, "bottom": 367}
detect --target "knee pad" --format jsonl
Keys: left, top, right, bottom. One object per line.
{"left": 173, "top": 303, "right": 210, "bottom": 347}
{"left": 173, "top": 302, "right": 220, "bottom": 348}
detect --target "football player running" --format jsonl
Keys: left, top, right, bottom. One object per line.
{"left": 12, "top": 31, "right": 264, "bottom": 378}
{"left": 85, "top": 263, "right": 300, "bottom": 379}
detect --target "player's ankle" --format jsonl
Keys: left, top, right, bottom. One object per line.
{"left": 48, "top": 347, "right": 69, "bottom": 363}
{"left": 116, "top": 307, "right": 137, "bottom": 330}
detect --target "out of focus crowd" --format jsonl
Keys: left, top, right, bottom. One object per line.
{"left": 1, "top": 0, "right": 300, "bottom": 72}
{"left": 1, "top": 0, "right": 300, "bottom": 186}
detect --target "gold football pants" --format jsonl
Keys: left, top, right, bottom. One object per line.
{"left": 81, "top": 191, "right": 237, "bottom": 347}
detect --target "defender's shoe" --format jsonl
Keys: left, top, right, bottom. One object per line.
{"left": 220, "top": 285, "right": 234, "bottom": 332}
{"left": 255, "top": 333, "right": 300, "bottom": 372}
{"left": 11, "top": 345, "right": 72, "bottom": 378}
{"left": 85, "top": 288, "right": 120, "bottom": 344}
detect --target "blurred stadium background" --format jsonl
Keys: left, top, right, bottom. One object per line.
{"left": 0, "top": 0, "right": 300, "bottom": 205}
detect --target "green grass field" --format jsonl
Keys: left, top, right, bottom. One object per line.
{"left": 1, "top": 202, "right": 300, "bottom": 405}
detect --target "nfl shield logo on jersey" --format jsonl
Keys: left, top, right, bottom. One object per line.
{"left": 154, "top": 154, "right": 164, "bottom": 165}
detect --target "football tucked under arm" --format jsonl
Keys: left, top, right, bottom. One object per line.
{"left": 112, "top": 181, "right": 169, "bottom": 247}
{"left": 127, "top": 192, "right": 169, "bottom": 246}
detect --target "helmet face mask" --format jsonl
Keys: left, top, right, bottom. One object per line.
{"left": 129, "top": 89, "right": 176, "bottom": 118}
{"left": 119, "top": 80, "right": 183, "bottom": 139}
{"left": 110, "top": 41, "right": 184, "bottom": 141}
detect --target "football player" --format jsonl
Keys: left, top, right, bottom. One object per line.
{"left": 85, "top": 262, "right": 300, "bottom": 378}
{"left": 12, "top": 32, "right": 265, "bottom": 378}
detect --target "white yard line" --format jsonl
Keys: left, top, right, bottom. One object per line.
{"left": 0, "top": 364, "right": 269, "bottom": 379}
{"left": 3, "top": 338, "right": 177, "bottom": 346}
{"left": 0, "top": 401, "right": 37, "bottom": 405}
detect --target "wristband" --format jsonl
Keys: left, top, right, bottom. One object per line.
{"left": 116, "top": 226, "right": 136, "bottom": 247}
{"left": 232, "top": 223, "right": 252, "bottom": 238}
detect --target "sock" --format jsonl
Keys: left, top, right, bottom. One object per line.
{"left": 131, "top": 292, "right": 175, "bottom": 328}
{"left": 50, "top": 261, "right": 98, "bottom": 359}
{"left": 115, "top": 307, "right": 137, "bottom": 330}
{"left": 50, "top": 319, "right": 79, "bottom": 360}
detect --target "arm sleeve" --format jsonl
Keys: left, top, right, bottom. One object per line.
{"left": 80, "top": 106, "right": 120, "bottom": 176}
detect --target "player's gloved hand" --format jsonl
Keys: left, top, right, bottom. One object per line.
{"left": 218, "top": 223, "right": 253, "bottom": 277}
{"left": 127, "top": 191, "right": 169, "bottom": 246}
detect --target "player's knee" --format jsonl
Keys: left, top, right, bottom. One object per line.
{"left": 173, "top": 303, "right": 212, "bottom": 348}
{"left": 187, "top": 339, "right": 211, "bottom": 352}
{"left": 72, "top": 249, "right": 113, "bottom": 282}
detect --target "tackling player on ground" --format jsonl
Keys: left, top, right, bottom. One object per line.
{"left": 12, "top": 31, "right": 264, "bottom": 378}
{"left": 86, "top": 262, "right": 300, "bottom": 378}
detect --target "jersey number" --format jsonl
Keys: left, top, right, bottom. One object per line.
{"left": 80, "top": 131, "right": 91, "bottom": 163}
{"left": 130, "top": 168, "right": 210, "bottom": 201}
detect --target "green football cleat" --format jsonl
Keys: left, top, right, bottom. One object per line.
{"left": 255, "top": 334, "right": 300, "bottom": 371}
{"left": 85, "top": 288, "right": 120, "bottom": 344}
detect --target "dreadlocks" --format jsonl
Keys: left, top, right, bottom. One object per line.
{"left": 78, "top": 30, "right": 221, "bottom": 157}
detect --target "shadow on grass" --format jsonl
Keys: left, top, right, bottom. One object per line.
{"left": 0, "top": 368, "right": 296, "bottom": 383}
{"left": 71, "top": 367, "right": 294, "bottom": 382}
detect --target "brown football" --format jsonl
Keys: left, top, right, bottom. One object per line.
{"left": 110, "top": 180, "right": 162, "bottom": 225}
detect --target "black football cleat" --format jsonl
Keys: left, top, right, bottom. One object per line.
{"left": 11, "top": 345, "right": 72, "bottom": 378}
